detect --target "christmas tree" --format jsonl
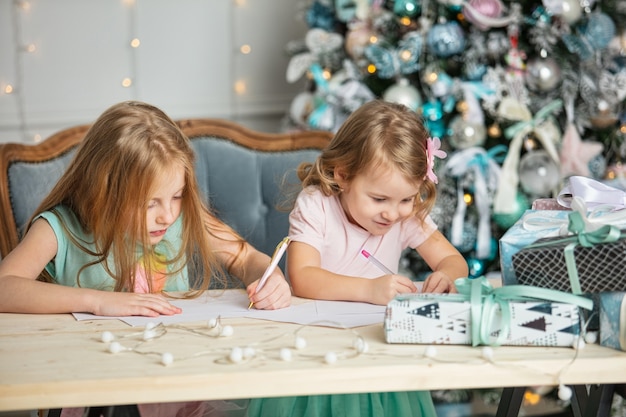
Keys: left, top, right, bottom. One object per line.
{"left": 282, "top": 0, "right": 626, "bottom": 278}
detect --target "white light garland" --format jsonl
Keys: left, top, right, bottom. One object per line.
{"left": 96, "top": 316, "right": 594, "bottom": 402}
{"left": 100, "top": 317, "right": 369, "bottom": 367}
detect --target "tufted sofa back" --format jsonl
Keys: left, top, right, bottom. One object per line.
{"left": 0, "top": 119, "right": 332, "bottom": 265}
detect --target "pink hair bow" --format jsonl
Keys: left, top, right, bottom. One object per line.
{"left": 426, "top": 137, "right": 447, "bottom": 184}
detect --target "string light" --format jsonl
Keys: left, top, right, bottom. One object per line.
{"left": 9, "top": 0, "right": 30, "bottom": 142}
{"left": 124, "top": 0, "right": 139, "bottom": 98}
{"left": 100, "top": 318, "right": 368, "bottom": 367}
{"left": 234, "top": 80, "right": 247, "bottom": 95}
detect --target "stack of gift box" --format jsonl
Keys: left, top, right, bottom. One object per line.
{"left": 384, "top": 177, "right": 626, "bottom": 352}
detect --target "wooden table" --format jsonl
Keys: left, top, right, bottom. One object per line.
{"left": 1, "top": 295, "right": 625, "bottom": 414}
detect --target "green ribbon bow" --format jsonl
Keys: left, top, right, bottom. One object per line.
{"left": 504, "top": 99, "right": 563, "bottom": 140}
{"left": 451, "top": 277, "right": 593, "bottom": 347}
{"left": 563, "top": 211, "right": 622, "bottom": 293}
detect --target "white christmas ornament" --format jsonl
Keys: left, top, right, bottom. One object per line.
{"left": 543, "top": 0, "right": 583, "bottom": 24}
{"left": 518, "top": 150, "right": 560, "bottom": 196}
{"left": 383, "top": 78, "right": 422, "bottom": 111}
{"left": 524, "top": 56, "right": 562, "bottom": 92}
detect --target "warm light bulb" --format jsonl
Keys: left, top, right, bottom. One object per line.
{"left": 234, "top": 80, "right": 246, "bottom": 95}
{"left": 463, "top": 193, "right": 473, "bottom": 205}
{"left": 4, "top": 85, "right": 14, "bottom": 94}
{"left": 234, "top": 0, "right": 247, "bottom": 7}
{"left": 488, "top": 123, "right": 501, "bottom": 138}
{"left": 322, "top": 69, "right": 331, "bottom": 80}
{"left": 130, "top": 38, "right": 140, "bottom": 48}
{"left": 239, "top": 44, "right": 251, "bottom": 54}
{"left": 369, "top": 35, "right": 378, "bottom": 44}
{"left": 400, "top": 17, "right": 411, "bottom": 26}
{"left": 367, "top": 64, "right": 376, "bottom": 74}
{"left": 399, "top": 49, "right": 412, "bottom": 62}
{"left": 33, "top": 134, "right": 42, "bottom": 143}
{"left": 523, "top": 390, "right": 541, "bottom": 406}
{"left": 17, "top": 1, "right": 31, "bottom": 11}
{"left": 24, "top": 43, "right": 36, "bottom": 53}
{"left": 122, "top": 78, "right": 132, "bottom": 87}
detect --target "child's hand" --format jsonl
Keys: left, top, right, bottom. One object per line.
{"left": 369, "top": 274, "right": 417, "bottom": 305}
{"left": 247, "top": 269, "right": 291, "bottom": 310}
{"left": 421, "top": 272, "right": 457, "bottom": 294}
{"left": 91, "top": 291, "right": 182, "bottom": 317}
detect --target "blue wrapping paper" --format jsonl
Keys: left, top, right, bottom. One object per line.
{"left": 499, "top": 210, "right": 567, "bottom": 286}
{"left": 599, "top": 292, "right": 626, "bottom": 352}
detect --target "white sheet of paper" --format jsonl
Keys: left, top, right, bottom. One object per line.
{"left": 72, "top": 289, "right": 387, "bottom": 328}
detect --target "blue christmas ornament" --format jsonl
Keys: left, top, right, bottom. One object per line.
{"left": 463, "top": 61, "right": 487, "bottom": 81}
{"left": 421, "top": 100, "right": 446, "bottom": 138}
{"left": 588, "top": 154, "right": 607, "bottom": 180}
{"left": 426, "top": 21, "right": 466, "bottom": 58}
{"left": 562, "top": 12, "right": 616, "bottom": 60}
{"left": 467, "top": 258, "right": 486, "bottom": 278}
{"left": 492, "top": 192, "right": 529, "bottom": 229}
{"left": 580, "top": 12, "right": 615, "bottom": 50}
{"left": 393, "top": 0, "right": 421, "bottom": 17}
{"left": 306, "top": 1, "right": 336, "bottom": 31}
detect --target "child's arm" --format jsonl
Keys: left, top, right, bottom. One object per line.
{"left": 416, "top": 230, "right": 468, "bottom": 293}
{"left": 203, "top": 213, "right": 291, "bottom": 310}
{"left": 288, "top": 241, "right": 417, "bottom": 305}
{"left": 0, "top": 219, "right": 182, "bottom": 316}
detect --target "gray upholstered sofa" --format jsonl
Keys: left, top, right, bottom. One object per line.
{"left": 0, "top": 119, "right": 332, "bottom": 272}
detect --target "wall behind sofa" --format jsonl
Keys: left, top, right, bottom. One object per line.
{"left": 0, "top": 0, "right": 307, "bottom": 143}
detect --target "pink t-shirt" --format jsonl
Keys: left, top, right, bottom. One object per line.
{"left": 289, "top": 186, "right": 437, "bottom": 278}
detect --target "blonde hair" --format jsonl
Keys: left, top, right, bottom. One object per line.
{"left": 298, "top": 100, "right": 436, "bottom": 222}
{"left": 29, "top": 101, "right": 234, "bottom": 294}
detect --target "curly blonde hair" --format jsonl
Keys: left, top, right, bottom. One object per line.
{"left": 297, "top": 100, "right": 436, "bottom": 223}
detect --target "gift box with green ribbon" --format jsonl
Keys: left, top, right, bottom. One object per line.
{"left": 501, "top": 177, "right": 626, "bottom": 287}
{"left": 511, "top": 202, "right": 626, "bottom": 295}
{"left": 384, "top": 277, "right": 592, "bottom": 346}
{"left": 599, "top": 292, "right": 626, "bottom": 352}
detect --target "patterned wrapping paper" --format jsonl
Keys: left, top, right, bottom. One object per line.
{"left": 599, "top": 292, "right": 626, "bottom": 352}
{"left": 532, "top": 198, "right": 571, "bottom": 211}
{"left": 511, "top": 233, "right": 626, "bottom": 294}
{"left": 384, "top": 293, "right": 583, "bottom": 347}
{"left": 499, "top": 210, "right": 567, "bottom": 286}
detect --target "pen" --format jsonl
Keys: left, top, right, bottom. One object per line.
{"left": 248, "top": 237, "right": 291, "bottom": 309}
{"left": 361, "top": 249, "right": 394, "bottom": 275}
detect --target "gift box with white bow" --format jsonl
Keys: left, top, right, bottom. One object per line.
{"left": 599, "top": 292, "right": 626, "bottom": 352}
{"left": 500, "top": 176, "right": 626, "bottom": 287}
{"left": 384, "top": 278, "right": 592, "bottom": 347}
{"left": 511, "top": 190, "right": 626, "bottom": 294}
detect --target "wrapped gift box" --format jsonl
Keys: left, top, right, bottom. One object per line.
{"left": 532, "top": 198, "right": 571, "bottom": 211}
{"left": 499, "top": 210, "right": 567, "bottom": 286}
{"left": 599, "top": 292, "right": 626, "bottom": 352}
{"left": 511, "top": 233, "right": 626, "bottom": 294}
{"left": 384, "top": 293, "right": 583, "bottom": 347}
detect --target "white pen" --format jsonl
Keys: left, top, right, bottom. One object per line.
{"left": 248, "top": 237, "right": 291, "bottom": 309}
{"left": 361, "top": 249, "right": 394, "bottom": 275}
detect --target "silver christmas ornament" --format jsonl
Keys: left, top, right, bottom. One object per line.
{"left": 447, "top": 115, "right": 487, "bottom": 149}
{"left": 518, "top": 150, "right": 560, "bottom": 196}
{"left": 524, "top": 56, "right": 562, "bottom": 92}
